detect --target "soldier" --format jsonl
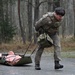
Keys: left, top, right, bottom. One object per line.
{"left": 34, "top": 7, "right": 65, "bottom": 70}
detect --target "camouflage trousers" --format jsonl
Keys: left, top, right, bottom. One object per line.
{"left": 35, "top": 33, "right": 61, "bottom": 65}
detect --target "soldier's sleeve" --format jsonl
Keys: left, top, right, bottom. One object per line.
{"left": 35, "top": 16, "right": 52, "bottom": 31}
{"left": 35, "top": 18, "right": 43, "bottom": 31}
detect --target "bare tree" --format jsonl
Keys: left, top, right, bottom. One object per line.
{"left": 27, "top": 0, "right": 32, "bottom": 42}
{"left": 47, "top": 0, "right": 53, "bottom": 12}
{"left": 60, "top": 0, "right": 74, "bottom": 38}
{"left": 33, "top": 0, "right": 39, "bottom": 43}
{"left": 73, "top": 0, "right": 75, "bottom": 38}
{"left": 0, "top": 0, "right": 3, "bottom": 43}
{"left": 18, "top": 0, "right": 26, "bottom": 44}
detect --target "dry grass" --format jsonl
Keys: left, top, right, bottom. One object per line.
{"left": 0, "top": 38, "right": 75, "bottom": 53}
{"left": 0, "top": 42, "right": 36, "bottom": 53}
{"left": 61, "top": 38, "right": 75, "bottom": 52}
{"left": 44, "top": 38, "right": 75, "bottom": 53}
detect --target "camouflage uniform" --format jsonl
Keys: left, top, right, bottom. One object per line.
{"left": 35, "top": 12, "right": 62, "bottom": 65}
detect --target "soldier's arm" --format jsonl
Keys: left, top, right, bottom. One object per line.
{"left": 35, "top": 19, "right": 42, "bottom": 31}
{"left": 35, "top": 16, "right": 52, "bottom": 31}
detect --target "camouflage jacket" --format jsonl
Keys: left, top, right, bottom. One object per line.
{"left": 35, "top": 12, "right": 61, "bottom": 35}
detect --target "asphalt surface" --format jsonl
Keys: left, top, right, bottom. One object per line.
{"left": 0, "top": 53, "right": 75, "bottom": 75}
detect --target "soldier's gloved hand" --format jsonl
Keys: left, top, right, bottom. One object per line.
{"left": 38, "top": 28, "right": 44, "bottom": 34}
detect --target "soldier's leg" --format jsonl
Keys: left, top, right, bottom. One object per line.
{"left": 35, "top": 45, "right": 44, "bottom": 70}
{"left": 50, "top": 33, "right": 63, "bottom": 69}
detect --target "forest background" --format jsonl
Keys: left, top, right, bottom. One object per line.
{"left": 0, "top": 0, "right": 75, "bottom": 54}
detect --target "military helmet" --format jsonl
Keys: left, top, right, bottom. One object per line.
{"left": 55, "top": 7, "right": 65, "bottom": 16}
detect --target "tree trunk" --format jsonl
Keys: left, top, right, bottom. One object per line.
{"left": 18, "top": 0, "right": 26, "bottom": 44}
{"left": 0, "top": 0, "right": 4, "bottom": 43}
{"left": 27, "top": 0, "right": 32, "bottom": 42}
{"left": 73, "top": 0, "right": 75, "bottom": 38}
{"left": 47, "top": 0, "right": 53, "bottom": 12}
{"left": 34, "top": 0, "right": 39, "bottom": 43}
{"left": 60, "top": 0, "right": 74, "bottom": 38}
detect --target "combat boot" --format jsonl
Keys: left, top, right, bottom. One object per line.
{"left": 54, "top": 61, "right": 63, "bottom": 69}
{"left": 35, "top": 64, "right": 41, "bottom": 70}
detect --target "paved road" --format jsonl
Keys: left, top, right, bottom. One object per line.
{"left": 0, "top": 54, "right": 75, "bottom": 75}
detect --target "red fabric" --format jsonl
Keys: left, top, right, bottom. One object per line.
{"left": 5, "top": 55, "right": 21, "bottom": 65}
